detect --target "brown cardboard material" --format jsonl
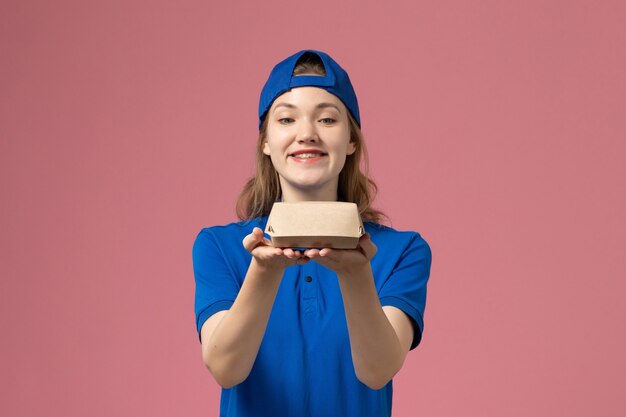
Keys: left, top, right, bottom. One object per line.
{"left": 265, "top": 202, "right": 364, "bottom": 249}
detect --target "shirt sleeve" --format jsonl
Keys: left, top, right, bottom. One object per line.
{"left": 378, "top": 233, "right": 432, "bottom": 350}
{"left": 192, "top": 229, "right": 241, "bottom": 342}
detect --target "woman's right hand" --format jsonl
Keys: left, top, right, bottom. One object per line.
{"left": 242, "top": 227, "right": 309, "bottom": 270}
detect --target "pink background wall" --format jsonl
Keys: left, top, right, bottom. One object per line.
{"left": 2, "top": 0, "right": 624, "bottom": 416}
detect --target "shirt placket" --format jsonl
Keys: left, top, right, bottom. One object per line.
{"left": 300, "top": 262, "right": 318, "bottom": 317}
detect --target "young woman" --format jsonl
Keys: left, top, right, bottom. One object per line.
{"left": 193, "top": 50, "right": 432, "bottom": 417}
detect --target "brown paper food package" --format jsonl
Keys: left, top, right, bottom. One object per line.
{"left": 265, "top": 202, "right": 364, "bottom": 249}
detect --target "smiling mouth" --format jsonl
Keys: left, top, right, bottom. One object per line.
{"left": 289, "top": 152, "right": 328, "bottom": 159}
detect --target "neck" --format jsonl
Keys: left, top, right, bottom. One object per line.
{"left": 279, "top": 180, "right": 339, "bottom": 203}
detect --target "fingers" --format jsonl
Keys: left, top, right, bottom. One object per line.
{"left": 319, "top": 248, "right": 332, "bottom": 257}
{"left": 243, "top": 227, "right": 271, "bottom": 252}
{"left": 252, "top": 227, "right": 273, "bottom": 246}
{"left": 242, "top": 233, "right": 259, "bottom": 252}
{"left": 304, "top": 248, "right": 321, "bottom": 258}
{"left": 283, "top": 248, "right": 299, "bottom": 259}
{"left": 358, "top": 233, "right": 378, "bottom": 259}
{"left": 252, "top": 227, "right": 264, "bottom": 240}
{"left": 246, "top": 227, "right": 310, "bottom": 263}
{"left": 246, "top": 228, "right": 380, "bottom": 268}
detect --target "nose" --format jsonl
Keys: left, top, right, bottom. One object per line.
{"left": 296, "top": 120, "right": 319, "bottom": 143}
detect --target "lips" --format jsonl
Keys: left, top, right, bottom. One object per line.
{"left": 289, "top": 149, "right": 328, "bottom": 158}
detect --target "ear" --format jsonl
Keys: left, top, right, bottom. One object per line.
{"left": 262, "top": 139, "right": 271, "bottom": 156}
{"left": 346, "top": 141, "right": 356, "bottom": 156}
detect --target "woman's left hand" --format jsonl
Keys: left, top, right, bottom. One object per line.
{"left": 303, "top": 233, "right": 377, "bottom": 276}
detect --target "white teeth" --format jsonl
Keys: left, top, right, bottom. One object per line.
{"left": 292, "top": 153, "right": 323, "bottom": 159}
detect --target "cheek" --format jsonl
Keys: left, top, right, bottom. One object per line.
{"left": 333, "top": 130, "right": 355, "bottom": 156}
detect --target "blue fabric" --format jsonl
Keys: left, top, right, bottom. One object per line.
{"left": 258, "top": 49, "right": 361, "bottom": 128}
{"left": 193, "top": 217, "right": 432, "bottom": 417}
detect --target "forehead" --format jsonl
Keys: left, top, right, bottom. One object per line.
{"left": 270, "top": 87, "right": 346, "bottom": 111}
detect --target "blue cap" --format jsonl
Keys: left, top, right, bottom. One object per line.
{"left": 258, "top": 49, "right": 361, "bottom": 129}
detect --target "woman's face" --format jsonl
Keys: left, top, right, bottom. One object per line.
{"left": 263, "top": 87, "right": 356, "bottom": 201}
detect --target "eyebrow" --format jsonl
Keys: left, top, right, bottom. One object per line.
{"left": 273, "top": 102, "right": 342, "bottom": 114}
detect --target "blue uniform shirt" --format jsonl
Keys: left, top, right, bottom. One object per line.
{"left": 193, "top": 217, "right": 432, "bottom": 417}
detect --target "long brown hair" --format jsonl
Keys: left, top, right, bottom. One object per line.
{"left": 236, "top": 54, "right": 386, "bottom": 224}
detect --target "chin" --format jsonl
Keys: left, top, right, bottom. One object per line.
{"left": 287, "top": 179, "right": 329, "bottom": 191}
{"left": 289, "top": 176, "right": 324, "bottom": 187}
{"left": 295, "top": 182, "right": 324, "bottom": 190}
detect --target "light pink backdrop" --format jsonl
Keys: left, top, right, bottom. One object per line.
{"left": 2, "top": 0, "right": 625, "bottom": 416}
